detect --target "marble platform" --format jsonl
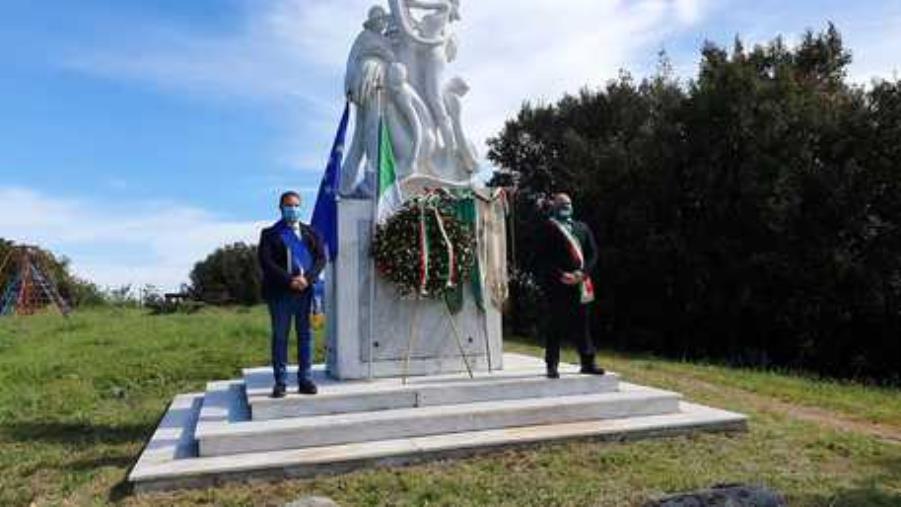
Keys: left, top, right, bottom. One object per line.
{"left": 128, "top": 353, "right": 747, "bottom": 493}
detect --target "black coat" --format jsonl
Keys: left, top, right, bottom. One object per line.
{"left": 536, "top": 219, "right": 598, "bottom": 297}
{"left": 258, "top": 222, "right": 327, "bottom": 301}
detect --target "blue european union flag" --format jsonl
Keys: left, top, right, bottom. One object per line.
{"left": 311, "top": 102, "right": 350, "bottom": 261}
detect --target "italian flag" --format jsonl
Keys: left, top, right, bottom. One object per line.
{"left": 376, "top": 120, "right": 404, "bottom": 223}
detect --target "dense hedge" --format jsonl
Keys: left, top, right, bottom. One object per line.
{"left": 488, "top": 25, "right": 901, "bottom": 382}
{"left": 189, "top": 242, "right": 262, "bottom": 306}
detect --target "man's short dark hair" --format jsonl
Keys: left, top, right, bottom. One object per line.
{"left": 279, "top": 191, "right": 301, "bottom": 207}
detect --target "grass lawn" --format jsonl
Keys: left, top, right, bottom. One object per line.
{"left": 1, "top": 307, "right": 900, "bottom": 506}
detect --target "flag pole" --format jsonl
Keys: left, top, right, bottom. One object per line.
{"left": 480, "top": 193, "right": 494, "bottom": 374}
{"left": 367, "top": 86, "right": 384, "bottom": 381}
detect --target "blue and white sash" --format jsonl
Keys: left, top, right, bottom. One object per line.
{"left": 275, "top": 220, "right": 314, "bottom": 276}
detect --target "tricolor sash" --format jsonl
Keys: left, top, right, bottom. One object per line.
{"left": 549, "top": 219, "right": 595, "bottom": 304}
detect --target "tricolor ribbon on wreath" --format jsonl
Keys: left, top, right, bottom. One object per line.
{"left": 416, "top": 191, "right": 458, "bottom": 296}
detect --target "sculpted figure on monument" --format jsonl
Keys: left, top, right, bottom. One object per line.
{"left": 389, "top": 0, "right": 478, "bottom": 180}
{"left": 389, "top": 0, "right": 458, "bottom": 152}
{"left": 443, "top": 76, "right": 479, "bottom": 174}
{"left": 342, "top": 0, "right": 478, "bottom": 197}
{"left": 386, "top": 62, "right": 436, "bottom": 178}
{"left": 342, "top": 6, "right": 394, "bottom": 196}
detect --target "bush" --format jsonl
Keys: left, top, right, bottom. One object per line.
{"left": 189, "top": 242, "right": 261, "bottom": 306}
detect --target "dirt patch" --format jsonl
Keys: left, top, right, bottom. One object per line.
{"left": 675, "top": 374, "right": 901, "bottom": 445}
{"left": 757, "top": 397, "right": 901, "bottom": 445}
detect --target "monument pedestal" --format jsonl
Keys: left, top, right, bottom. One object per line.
{"left": 326, "top": 199, "right": 503, "bottom": 380}
{"left": 128, "top": 353, "right": 747, "bottom": 492}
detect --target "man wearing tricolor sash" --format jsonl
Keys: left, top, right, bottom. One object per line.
{"left": 259, "top": 191, "right": 327, "bottom": 398}
{"left": 538, "top": 193, "right": 606, "bottom": 379}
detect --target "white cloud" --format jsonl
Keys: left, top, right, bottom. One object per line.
{"left": 675, "top": 0, "right": 705, "bottom": 24}
{"left": 846, "top": 14, "right": 901, "bottom": 84}
{"left": 57, "top": 1, "right": 901, "bottom": 162}
{"left": 64, "top": 0, "right": 712, "bottom": 166}
{"left": 0, "top": 187, "right": 266, "bottom": 291}
{"left": 454, "top": 0, "right": 710, "bottom": 149}
{"left": 687, "top": 2, "right": 901, "bottom": 86}
{"left": 62, "top": 0, "right": 372, "bottom": 107}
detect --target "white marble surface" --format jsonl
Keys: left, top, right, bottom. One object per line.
{"left": 250, "top": 371, "right": 619, "bottom": 420}
{"left": 128, "top": 393, "right": 202, "bottom": 481}
{"left": 130, "top": 399, "right": 747, "bottom": 492}
{"left": 196, "top": 384, "right": 681, "bottom": 457}
{"left": 246, "top": 353, "right": 580, "bottom": 399}
{"left": 327, "top": 199, "right": 504, "bottom": 380}
{"left": 342, "top": 0, "right": 478, "bottom": 195}
{"left": 247, "top": 354, "right": 599, "bottom": 419}
{"left": 129, "top": 352, "right": 749, "bottom": 491}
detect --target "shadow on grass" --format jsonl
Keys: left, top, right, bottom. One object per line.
{"left": 0, "top": 421, "right": 147, "bottom": 502}
{"left": 108, "top": 478, "right": 134, "bottom": 503}
{"left": 0, "top": 421, "right": 151, "bottom": 447}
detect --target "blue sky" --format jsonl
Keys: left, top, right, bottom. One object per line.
{"left": 1, "top": 0, "right": 899, "bottom": 290}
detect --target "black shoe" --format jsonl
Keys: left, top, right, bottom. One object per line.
{"left": 580, "top": 363, "right": 606, "bottom": 375}
{"left": 298, "top": 379, "right": 318, "bottom": 395}
{"left": 580, "top": 354, "right": 606, "bottom": 375}
{"left": 271, "top": 384, "right": 287, "bottom": 399}
{"left": 547, "top": 364, "right": 560, "bottom": 379}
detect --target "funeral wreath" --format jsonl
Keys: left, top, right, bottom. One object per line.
{"left": 372, "top": 192, "right": 476, "bottom": 299}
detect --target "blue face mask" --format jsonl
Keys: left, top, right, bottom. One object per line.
{"left": 281, "top": 205, "right": 302, "bottom": 223}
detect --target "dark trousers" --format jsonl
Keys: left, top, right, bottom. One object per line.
{"left": 267, "top": 291, "right": 313, "bottom": 387}
{"left": 544, "top": 292, "right": 597, "bottom": 367}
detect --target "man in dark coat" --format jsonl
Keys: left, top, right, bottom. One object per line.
{"left": 536, "top": 193, "right": 605, "bottom": 379}
{"left": 258, "top": 191, "right": 327, "bottom": 398}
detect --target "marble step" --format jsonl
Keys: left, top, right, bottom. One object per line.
{"left": 130, "top": 394, "right": 747, "bottom": 493}
{"left": 195, "top": 383, "right": 682, "bottom": 457}
{"left": 129, "top": 392, "right": 203, "bottom": 485}
{"left": 249, "top": 372, "right": 620, "bottom": 420}
{"left": 243, "top": 352, "right": 614, "bottom": 420}
{"left": 199, "top": 380, "right": 250, "bottom": 425}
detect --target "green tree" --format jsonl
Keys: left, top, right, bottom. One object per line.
{"left": 488, "top": 25, "right": 901, "bottom": 382}
{"left": 189, "top": 242, "right": 261, "bottom": 306}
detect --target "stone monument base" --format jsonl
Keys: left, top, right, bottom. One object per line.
{"left": 326, "top": 199, "right": 504, "bottom": 380}
{"left": 128, "top": 353, "right": 747, "bottom": 493}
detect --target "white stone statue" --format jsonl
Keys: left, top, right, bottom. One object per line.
{"left": 390, "top": 0, "right": 459, "bottom": 156}
{"left": 341, "top": 0, "right": 479, "bottom": 197}
{"left": 342, "top": 6, "right": 395, "bottom": 196}
{"left": 386, "top": 62, "right": 436, "bottom": 177}
{"left": 443, "top": 76, "right": 479, "bottom": 173}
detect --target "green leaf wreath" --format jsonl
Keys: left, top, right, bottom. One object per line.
{"left": 372, "top": 193, "right": 476, "bottom": 299}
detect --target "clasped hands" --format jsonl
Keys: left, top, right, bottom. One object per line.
{"left": 560, "top": 270, "right": 585, "bottom": 286}
{"left": 289, "top": 276, "right": 309, "bottom": 292}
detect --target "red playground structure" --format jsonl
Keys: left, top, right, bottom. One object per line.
{"left": 0, "top": 245, "right": 71, "bottom": 317}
